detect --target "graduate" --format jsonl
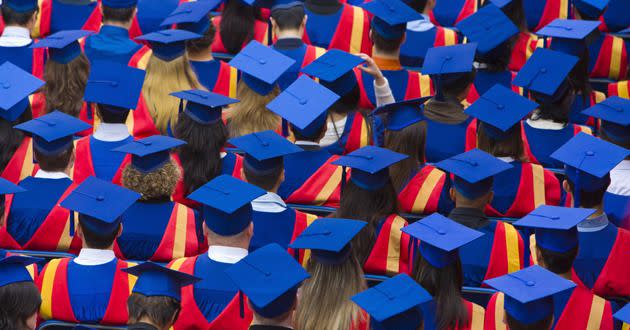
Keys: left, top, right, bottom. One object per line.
{"left": 550, "top": 133, "right": 630, "bottom": 298}
{"left": 0, "top": 179, "right": 26, "bottom": 257}
{"left": 522, "top": 0, "right": 570, "bottom": 33}
{"left": 123, "top": 262, "right": 201, "bottom": 330}
{"left": 34, "top": 0, "right": 101, "bottom": 38}
{"left": 428, "top": 0, "right": 476, "bottom": 28}
{"left": 357, "top": 0, "right": 433, "bottom": 110}
{"left": 226, "top": 243, "right": 310, "bottom": 330}
{"left": 289, "top": 218, "right": 369, "bottom": 330}
{"left": 434, "top": 149, "right": 525, "bottom": 287}
{"left": 0, "top": 256, "right": 42, "bottom": 330}
{"left": 135, "top": 0, "right": 181, "bottom": 36}
{"left": 464, "top": 86, "right": 561, "bottom": 217}
{"left": 37, "top": 176, "right": 141, "bottom": 325}
{"left": 114, "top": 135, "right": 201, "bottom": 262}
{"left": 421, "top": 43, "right": 477, "bottom": 163}
{"left": 168, "top": 175, "right": 265, "bottom": 330}
{"left": 302, "top": 0, "right": 372, "bottom": 55}
{"left": 352, "top": 273, "right": 432, "bottom": 330}
{"left": 1, "top": 111, "right": 90, "bottom": 253}
{"left": 402, "top": 213, "right": 486, "bottom": 329}
{"left": 0, "top": 0, "right": 45, "bottom": 80}
{"left": 600, "top": 0, "right": 630, "bottom": 33}
{"left": 229, "top": 130, "right": 318, "bottom": 253}
{"left": 331, "top": 146, "right": 412, "bottom": 276}
{"left": 210, "top": 0, "right": 269, "bottom": 54}
{"left": 399, "top": 0, "right": 459, "bottom": 68}
{"left": 372, "top": 98, "right": 453, "bottom": 215}
{"left": 494, "top": 0, "right": 540, "bottom": 72}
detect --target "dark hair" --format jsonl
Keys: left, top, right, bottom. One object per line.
{"left": 0, "top": 281, "right": 41, "bottom": 330}
{"left": 333, "top": 179, "right": 399, "bottom": 265}
{"left": 329, "top": 86, "right": 360, "bottom": 115}
{"left": 600, "top": 130, "right": 630, "bottom": 159}
{"left": 271, "top": 5, "right": 305, "bottom": 31}
{"left": 477, "top": 123, "right": 525, "bottom": 161}
{"left": 96, "top": 105, "right": 130, "bottom": 124}
{"left": 493, "top": 0, "right": 527, "bottom": 31}
{"left": 43, "top": 54, "right": 90, "bottom": 117}
{"left": 219, "top": 0, "right": 264, "bottom": 54}
{"left": 405, "top": 0, "right": 429, "bottom": 13}
{"left": 79, "top": 221, "right": 120, "bottom": 249}
{"left": 33, "top": 144, "right": 74, "bottom": 172}
{"left": 412, "top": 253, "right": 469, "bottom": 330}
{"left": 183, "top": 15, "right": 216, "bottom": 53}
{"left": 243, "top": 163, "right": 283, "bottom": 191}
{"left": 102, "top": 5, "right": 136, "bottom": 24}
{"left": 568, "top": 48, "right": 592, "bottom": 104}
{"left": 175, "top": 113, "right": 227, "bottom": 196}
{"left": 537, "top": 245, "right": 578, "bottom": 274}
{"left": 506, "top": 313, "right": 553, "bottom": 330}
{"left": 476, "top": 36, "right": 517, "bottom": 72}
{"left": 385, "top": 121, "right": 426, "bottom": 191}
{"left": 371, "top": 30, "right": 405, "bottom": 53}
{"left": 128, "top": 293, "right": 181, "bottom": 329}
{"left": 530, "top": 88, "right": 574, "bottom": 123}
{"left": 1, "top": 5, "right": 38, "bottom": 26}
{"left": 0, "top": 107, "right": 31, "bottom": 171}
{"left": 566, "top": 177, "right": 609, "bottom": 208}
{"left": 437, "top": 71, "right": 476, "bottom": 99}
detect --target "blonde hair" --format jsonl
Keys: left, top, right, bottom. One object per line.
{"left": 294, "top": 256, "right": 368, "bottom": 330}
{"left": 227, "top": 81, "right": 280, "bottom": 138}
{"left": 121, "top": 159, "right": 181, "bottom": 201}
{"left": 142, "top": 54, "right": 202, "bottom": 134}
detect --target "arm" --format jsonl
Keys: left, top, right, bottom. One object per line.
{"left": 357, "top": 54, "right": 395, "bottom": 107}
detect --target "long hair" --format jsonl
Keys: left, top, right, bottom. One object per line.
{"left": 412, "top": 252, "right": 469, "bottom": 330}
{"left": 227, "top": 82, "right": 280, "bottom": 138}
{"left": 477, "top": 124, "right": 526, "bottom": 161}
{"left": 0, "top": 107, "right": 31, "bottom": 171}
{"left": 219, "top": 0, "right": 263, "bottom": 54}
{"left": 333, "top": 179, "right": 399, "bottom": 265}
{"left": 42, "top": 54, "right": 90, "bottom": 117}
{"left": 384, "top": 121, "right": 426, "bottom": 191}
{"left": 175, "top": 113, "right": 228, "bottom": 196}
{"left": 294, "top": 254, "right": 368, "bottom": 330}
{"left": 0, "top": 281, "right": 41, "bottom": 330}
{"left": 142, "top": 55, "right": 202, "bottom": 134}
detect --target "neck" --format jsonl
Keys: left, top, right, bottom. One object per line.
{"left": 103, "top": 21, "right": 131, "bottom": 30}
{"left": 136, "top": 317, "right": 162, "bottom": 330}
{"left": 373, "top": 49, "right": 400, "bottom": 60}
{"left": 252, "top": 313, "right": 293, "bottom": 328}
{"left": 187, "top": 49, "right": 214, "bottom": 61}
{"left": 276, "top": 30, "right": 302, "bottom": 39}
{"left": 208, "top": 241, "right": 249, "bottom": 250}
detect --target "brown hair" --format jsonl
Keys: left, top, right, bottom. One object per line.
{"left": 227, "top": 82, "right": 280, "bottom": 138}
{"left": 0, "top": 281, "right": 41, "bottom": 330}
{"left": 127, "top": 293, "right": 181, "bottom": 329}
{"left": 476, "top": 123, "right": 526, "bottom": 161}
{"left": 33, "top": 145, "right": 74, "bottom": 172}
{"left": 121, "top": 159, "right": 180, "bottom": 201}
{"left": 384, "top": 121, "right": 426, "bottom": 191}
{"left": 43, "top": 54, "right": 90, "bottom": 117}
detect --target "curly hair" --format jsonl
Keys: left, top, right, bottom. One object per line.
{"left": 122, "top": 159, "right": 181, "bottom": 201}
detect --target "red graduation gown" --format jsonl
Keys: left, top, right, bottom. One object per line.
{"left": 363, "top": 214, "right": 412, "bottom": 276}
{"left": 303, "top": 3, "right": 372, "bottom": 55}
{"left": 1, "top": 137, "right": 39, "bottom": 184}
{"left": 397, "top": 165, "right": 448, "bottom": 215}
{"left": 285, "top": 155, "right": 344, "bottom": 208}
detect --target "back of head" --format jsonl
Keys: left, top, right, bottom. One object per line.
{"left": 33, "top": 143, "right": 74, "bottom": 173}
{"left": 328, "top": 85, "right": 361, "bottom": 115}
{"left": 243, "top": 161, "right": 284, "bottom": 192}
{"left": 371, "top": 29, "right": 405, "bottom": 54}
{"left": 537, "top": 245, "right": 578, "bottom": 275}
{"left": 127, "top": 292, "right": 180, "bottom": 329}
{"left": 385, "top": 120, "right": 426, "bottom": 191}
{"left": 1, "top": 5, "right": 38, "bottom": 27}
{"left": 184, "top": 15, "right": 216, "bottom": 54}
{"left": 565, "top": 176, "right": 609, "bottom": 208}
{"left": 476, "top": 36, "right": 518, "bottom": 72}
{"left": 530, "top": 88, "right": 574, "bottom": 124}
{"left": 43, "top": 54, "right": 91, "bottom": 117}
{"left": 601, "top": 129, "right": 630, "bottom": 159}
{"left": 0, "top": 281, "right": 41, "bottom": 330}
{"left": 228, "top": 82, "right": 280, "bottom": 138}
{"left": 506, "top": 313, "right": 553, "bottom": 330}
{"left": 79, "top": 219, "right": 120, "bottom": 249}
{"left": 271, "top": 5, "right": 305, "bottom": 32}
{"left": 477, "top": 124, "right": 525, "bottom": 161}
{"left": 437, "top": 71, "right": 476, "bottom": 100}
{"left": 219, "top": 0, "right": 261, "bottom": 54}
{"left": 102, "top": 4, "right": 136, "bottom": 25}
{"left": 122, "top": 159, "right": 181, "bottom": 201}
{"left": 0, "top": 107, "right": 31, "bottom": 171}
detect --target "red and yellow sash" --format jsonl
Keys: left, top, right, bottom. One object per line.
{"left": 212, "top": 61, "right": 239, "bottom": 99}
{"left": 590, "top": 34, "right": 627, "bottom": 81}
{"left": 344, "top": 112, "right": 372, "bottom": 155}
{"left": 286, "top": 155, "right": 344, "bottom": 208}
{"left": 34, "top": 0, "right": 102, "bottom": 38}
{"left": 398, "top": 165, "right": 447, "bottom": 215}
{"left": 72, "top": 136, "right": 130, "bottom": 185}
{"left": 1, "top": 137, "right": 38, "bottom": 184}
{"left": 303, "top": 4, "right": 372, "bottom": 55}
{"left": 356, "top": 69, "right": 433, "bottom": 110}
{"left": 533, "top": 0, "right": 569, "bottom": 32}
{"left": 435, "top": 26, "right": 459, "bottom": 47}
{"left": 461, "top": 299, "right": 485, "bottom": 330}
{"left": 521, "top": 122, "right": 592, "bottom": 165}
{"left": 210, "top": 16, "right": 269, "bottom": 53}
{"left": 287, "top": 211, "right": 318, "bottom": 266}
{"left": 589, "top": 228, "right": 630, "bottom": 298}
{"left": 484, "top": 222, "right": 524, "bottom": 283}
{"left": 363, "top": 214, "right": 411, "bottom": 276}
{"left": 428, "top": 0, "right": 477, "bottom": 27}
{"left": 609, "top": 80, "right": 630, "bottom": 99}
{"left": 128, "top": 45, "right": 152, "bottom": 69}
{"left": 509, "top": 32, "right": 539, "bottom": 71}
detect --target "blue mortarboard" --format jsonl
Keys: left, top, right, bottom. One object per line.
{"left": 582, "top": 96, "right": 630, "bottom": 143}
{"left": 123, "top": 262, "right": 201, "bottom": 301}
{"left": 266, "top": 76, "right": 340, "bottom": 138}
{"left": 301, "top": 49, "right": 364, "bottom": 96}
{"left": 489, "top": 0, "right": 512, "bottom": 8}
{"left": 537, "top": 19, "right": 601, "bottom": 56}
{"left": 512, "top": 48, "right": 578, "bottom": 103}
{"left": 229, "top": 130, "right": 302, "bottom": 175}
{"left": 60, "top": 176, "right": 141, "bottom": 235}
{"left": 484, "top": 266, "right": 576, "bottom": 325}
{"left": 573, "top": 0, "right": 610, "bottom": 19}
{"left": 613, "top": 303, "right": 630, "bottom": 325}
{"left": 550, "top": 133, "right": 630, "bottom": 206}
{"left": 402, "top": 213, "right": 484, "bottom": 268}
{"left": 464, "top": 85, "right": 538, "bottom": 140}
{"left": 434, "top": 149, "right": 513, "bottom": 200}
{"left": 102, "top": 0, "right": 138, "bottom": 8}
{"left": 32, "top": 30, "right": 92, "bottom": 64}
{"left": 351, "top": 274, "right": 432, "bottom": 330}
{"left": 135, "top": 29, "right": 202, "bottom": 61}
{"left": 162, "top": 0, "right": 216, "bottom": 34}
{"left": 0, "top": 62, "right": 45, "bottom": 122}
{"left": 171, "top": 89, "right": 239, "bottom": 125}
{"left": 456, "top": 4, "right": 518, "bottom": 55}
{"left": 2, "top": 0, "right": 38, "bottom": 12}
{"left": 0, "top": 178, "right": 26, "bottom": 195}
{"left": 226, "top": 243, "right": 310, "bottom": 318}
{"left": 14, "top": 111, "right": 91, "bottom": 155}
{"left": 188, "top": 175, "right": 266, "bottom": 236}
{"left": 360, "top": 0, "right": 420, "bottom": 39}
{"left": 332, "top": 146, "right": 408, "bottom": 191}
{"left": 0, "top": 256, "right": 42, "bottom": 287}
{"left": 268, "top": 0, "right": 303, "bottom": 10}
{"left": 422, "top": 43, "right": 477, "bottom": 75}
{"left": 229, "top": 41, "right": 296, "bottom": 95}
{"left": 112, "top": 135, "right": 185, "bottom": 173}
{"left": 84, "top": 61, "right": 146, "bottom": 111}
{"left": 514, "top": 206, "right": 596, "bottom": 252}
{"left": 289, "top": 218, "right": 366, "bottom": 264}
{"left": 372, "top": 97, "right": 429, "bottom": 131}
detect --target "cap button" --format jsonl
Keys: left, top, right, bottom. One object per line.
{"left": 299, "top": 99, "right": 308, "bottom": 105}
{"left": 540, "top": 68, "right": 548, "bottom": 73}
{"left": 437, "top": 229, "right": 446, "bottom": 235}
{"left": 1, "top": 82, "right": 10, "bottom": 89}
{"left": 526, "top": 281, "right": 536, "bottom": 287}
{"left": 497, "top": 104, "right": 505, "bottom": 110}
{"left": 585, "top": 151, "right": 594, "bottom": 156}
{"left": 259, "top": 59, "right": 267, "bottom": 65}
{"left": 96, "top": 196, "right": 105, "bottom": 201}
{"left": 445, "top": 55, "right": 453, "bottom": 60}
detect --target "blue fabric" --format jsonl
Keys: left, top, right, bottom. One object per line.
{"left": 190, "top": 59, "right": 224, "bottom": 92}
{"left": 473, "top": 70, "right": 513, "bottom": 98}
{"left": 587, "top": 34, "right": 606, "bottom": 75}
{"left": 459, "top": 222, "right": 495, "bottom": 287}
{"left": 603, "top": 192, "right": 630, "bottom": 228}
{"left": 522, "top": 121, "right": 576, "bottom": 168}
{"left": 67, "top": 258, "right": 118, "bottom": 323}
{"left": 193, "top": 256, "right": 239, "bottom": 323}
{"left": 0, "top": 44, "right": 34, "bottom": 74}
{"left": 568, "top": 93, "right": 596, "bottom": 127}
{"left": 323, "top": 112, "right": 384, "bottom": 155}
{"left": 278, "top": 148, "right": 333, "bottom": 199}
{"left": 272, "top": 42, "right": 308, "bottom": 90}
{"left": 220, "top": 152, "right": 238, "bottom": 176}
{"left": 425, "top": 117, "right": 473, "bottom": 163}
{"left": 362, "top": 69, "right": 410, "bottom": 107}
{"left": 400, "top": 27, "right": 438, "bottom": 68}
{"left": 523, "top": 0, "right": 548, "bottom": 31}
{"left": 431, "top": 0, "right": 466, "bottom": 27}
{"left": 304, "top": 7, "right": 343, "bottom": 49}
{"left": 250, "top": 208, "right": 297, "bottom": 253}
{"left": 118, "top": 201, "right": 177, "bottom": 260}
{"left": 49, "top": 0, "right": 98, "bottom": 35}
{"left": 89, "top": 136, "right": 134, "bottom": 182}
{"left": 551, "top": 286, "right": 575, "bottom": 328}
{"left": 574, "top": 223, "right": 618, "bottom": 289}
{"left": 419, "top": 300, "right": 439, "bottom": 330}
{"left": 85, "top": 25, "right": 142, "bottom": 65}
{"left": 7, "top": 177, "right": 73, "bottom": 246}
{"left": 490, "top": 162, "right": 523, "bottom": 215}
{"left": 136, "top": 0, "right": 180, "bottom": 34}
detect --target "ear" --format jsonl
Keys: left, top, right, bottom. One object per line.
{"left": 280, "top": 168, "right": 286, "bottom": 184}
{"left": 449, "top": 187, "right": 456, "bottom": 202}
{"left": 562, "top": 180, "right": 570, "bottom": 193}
{"left": 486, "top": 191, "right": 494, "bottom": 204}
{"left": 116, "top": 223, "right": 123, "bottom": 238}
{"left": 240, "top": 168, "right": 247, "bottom": 182}
{"left": 270, "top": 17, "right": 277, "bottom": 29}
{"left": 247, "top": 221, "right": 254, "bottom": 237}
{"left": 202, "top": 222, "right": 209, "bottom": 237}
{"left": 302, "top": 15, "right": 308, "bottom": 28}
{"left": 535, "top": 247, "right": 544, "bottom": 267}
{"left": 76, "top": 222, "right": 84, "bottom": 239}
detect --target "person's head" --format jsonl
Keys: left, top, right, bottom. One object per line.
{"left": 242, "top": 163, "right": 284, "bottom": 192}
{"left": 449, "top": 177, "right": 494, "bottom": 210}
{"left": 405, "top": 0, "right": 434, "bottom": 14}
{"left": 100, "top": 3, "right": 137, "bottom": 27}
{"left": 1, "top": 3, "right": 38, "bottom": 29}
{"left": 95, "top": 104, "right": 131, "bottom": 124}
{"left": 477, "top": 124, "right": 525, "bottom": 161}
{"left": 183, "top": 15, "right": 216, "bottom": 55}
{"left": 122, "top": 159, "right": 181, "bottom": 201}
{"left": 433, "top": 71, "right": 476, "bottom": 101}
{"left": 530, "top": 86, "right": 575, "bottom": 124}
{"left": 505, "top": 313, "right": 553, "bottom": 330}
{"left": 0, "top": 281, "right": 40, "bottom": 330}
{"left": 290, "top": 121, "right": 327, "bottom": 143}
{"left": 270, "top": 5, "right": 307, "bottom": 37}
{"left": 492, "top": 0, "right": 527, "bottom": 31}
{"left": 563, "top": 177, "right": 609, "bottom": 208}
{"left": 33, "top": 144, "right": 75, "bottom": 173}
{"left": 370, "top": 28, "right": 405, "bottom": 55}
{"left": 475, "top": 36, "right": 517, "bottom": 72}
{"left": 219, "top": 0, "right": 263, "bottom": 54}
{"left": 228, "top": 82, "right": 281, "bottom": 138}
{"left": 536, "top": 245, "right": 578, "bottom": 275}
{"left": 43, "top": 54, "right": 90, "bottom": 117}
{"left": 328, "top": 84, "right": 361, "bottom": 114}
{"left": 77, "top": 219, "right": 122, "bottom": 250}
{"left": 127, "top": 293, "right": 180, "bottom": 330}
{"left": 0, "top": 107, "right": 31, "bottom": 172}
{"left": 600, "top": 128, "right": 630, "bottom": 159}
{"left": 384, "top": 120, "right": 426, "bottom": 190}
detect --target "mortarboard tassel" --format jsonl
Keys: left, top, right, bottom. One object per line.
{"left": 239, "top": 290, "right": 245, "bottom": 318}
{"left": 340, "top": 166, "right": 347, "bottom": 194}
{"left": 69, "top": 211, "right": 75, "bottom": 237}
{"left": 87, "top": 102, "right": 93, "bottom": 120}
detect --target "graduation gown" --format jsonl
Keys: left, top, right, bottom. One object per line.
{"left": 272, "top": 38, "right": 325, "bottom": 90}
{"left": 397, "top": 165, "right": 453, "bottom": 215}
{"left": 465, "top": 70, "right": 523, "bottom": 104}
{"left": 0, "top": 42, "right": 45, "bottom": 79}
{"left": 588, "top": 33, "right": 628, "bottom": 81}
{"left": 424, "top": 98, "right": 475, "bottom": 163}
{"left": 303, "top": 3, "right": 372, "bottom": 55}
{"left": 604, "top": 163, "right": 630, "bottom": 228}
{"left": 250, "top": 207, "right": 317, "bottom": 258}
{"left": 608, "top": 80, "right": 630, "bottom": 99}
{"left": 190, "top": 59, "right": 239, "bottom": 98}
{"left": 508, "top": 32, "right": 539, "bottom": 72}
{"left": 72, "top": 135, "right": 133, "bottom": 185}
{"left": 35, "top": 0, "right": 101, "bottom": 38}
{"left": 421, "top": 299, "right": 485, "bottom": 330}
{"left": 523, "top": 0, "right": 570, "bottom": 33}
{"left": 1, "top": 137, "right": 39, "bottom": 184}
{"left": 400, "top": 23, "right": 459, "bottom": 68}
{"left": 428, "top": 0, "right": 477, "bottom": 27}
{"left": 210, "top": 16, "right": 269, "bottom": 54}
{"left": 363, "top": 214, "right": 412, "bottom": 276}
{"left": 84, "top": 25, "right": 142, "bottom": 65}
{"left": 136, "top": 0, "right": 182, "bottom": 35}
{"left": 521, "top": 121, "right": 592, "bottom": 168}
{"left": 567, "top": 91, "right": 606, "bottom": 128}
{"left": 322, "top": 111, "right": 376, "bottom": 156}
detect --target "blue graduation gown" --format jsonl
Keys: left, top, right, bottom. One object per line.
{"left": 90, "top": 136, "right": 134, "bottom": 182}
{"left": 604, "top": 192, "right": 630, "bottom": 228}
{"left": 250, "top": 208, "right": 299, "bottom": 253}
{"left": 0, "top": 44, "right": 34, "bottom": 73}
{"left": 278, "top": 147, "right": 333, "bottom": 199}
{"left": 49, "top": 0, "right": 98, "bottom": 35}
{"left": 303, "top": 7, "right": 343, "bottom": 49}
{"left": 136, "top": 0, "right": 181, "bottom": 35}
{"left": 522, "top": 121, "right": 577, "bottom": 168}
{"left": 471, "top": 70, "right": 514, "bottom": 98}
{"left": 272, "top": 38, "right": 309, "bottom": 90}
{"left": 192, "top": 255, "right": 239, "bottom": 323}
{"left": 67, "top": 258, "right": 118, "bottom": 323}
{"left": 323, "top": 112, "right": 385, "bottom": 155}
{"left": 431, "top": 0, "right": 468, "bottom": 27}
{"left": 425, "top": 117, "right": 473, "bottom": 163}
{"left": 190, "top": 59, "right": 224, "bottom": 92}
{"left": 84, "top": 25, "right": 142, "bottom": 65}
{"left": 400, "top": 26, "right": 442, "bottom": 68}
{"left": 490, "top": 162, "right": 525, "bottom": 215}
{"left": 459, "top": 223, "right": 495, "bottom": 287}
{"left": 361, "top": 69, "right": 411, "bottom": 106}
{"left": 574, "top": 222, "right": 618, "bottom": 290}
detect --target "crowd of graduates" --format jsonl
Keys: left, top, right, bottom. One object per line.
{"left": 0, "top": 0, "right": 630, "bottom": 329}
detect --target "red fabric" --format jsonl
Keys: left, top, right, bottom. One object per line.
{"left": 397, "top": 165, "right": 446, "bottom": 215}
{"left": 509, "top": 32, "right": 538, "bottom": 71}
{"left": 133, "top": 94, "right": 161, "bottom": 138}
{"left": 302, "top": 4, "right": 372, "bottom": 55}
{"left": 212, "top": 61, "right": 236, "bottom": 97}
{"left": 555, "top": 286, "right": 613, "bottom": 330}
{"left": 363, "top": 214, "right": 411, "bottom": 276}
{"left": 73, "top": 137, "right": 129, "bottom": 185}
{"left": 590, "top": 34, "right": 628, "bottom": 80}
{"left": 128, "top": 45, "right": 151, "bottom": 68}
{"left": 286, "top": 155, "right": 343, "bottom": 208}
{"left": 464, "top": 118, "right": 478, "bottom": 151}
{"left": 46, "top": 259, "right": 79, "bottom": 322}
{"left": 534, "top": 0, "right": 565, "bottom": 32}
{"left": 100, "top": 260, "right": 132, "bottom": 325}
{"left": 344, "top": 112, "right": 371, "bottom": 155}
{"left": 591, "top": 228, "right": 630, "bottom": 297}
{"left": 152, "top": 204, "right": 199, "bottom": 261}
{"left": 1, "top": 137, "right": 38, "bottom": 184}
{"left": 483, "top": 222, "right": 524, "bottom": 283}
{"left": 287, "top": 211, "right": 313, "bottom": 264}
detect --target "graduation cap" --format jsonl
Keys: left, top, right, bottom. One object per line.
{"left": 514, "top": 206, "right": 596, "bottom": 252}
{"left": 102, "top": 0, "right": 137, "bottom": 8}
{"left": 489, "top": 0, "right": 512, "bottom": 8}
{"left": 135, "top": 29, "right": 202, "bottom": 62}
{"left": 31, "top": 30, "right": 92, "bottom": 64}
{"left": 0, "top": 256, "right": 42, "bottom": 287}
{"left": 266, "top": 75, "right": 340, "bottom": 138}
{"left": 229, "top": 130, "right": 302, "bottom": 175}
{"left": 360, "top": 0, "right": 420, "bottom": 39}
{"left": 456, "top": 4, "right": 519, "bottom": 55}
{"left": 225, "top": 243, "right": 310, "bottom": 318}
{"left": 228, "top": 41, "right": 296, "bottom": 95}
{"left": 123, "top": 262, "right": 201, "bottom": 302}
{"left": 14, "top": 111, "right": 91, "bottom": 155}
{"left": 464, "top": 85, "right": 538, "bottom": 140}
{"left": 484, "top": 265, "right": 576, "bottom": 325}
{"left": 267, "top": 0, "right": 303, "bottom": 10}
{"left": 170, "top": 89, "right": 239, "bottom": 125}
{"left": 550, "top": 133, "right": 630, "bottom": 207}
{"left": 112, "top": 135, "right": 185, "bottom": 173}
{"left": 422, "top": 43, "right": 477, "bottom": 100}
{"left": 613, "top": 303, "right": 630, "bottom": 325}
{"left": 188, "top": 175, "right": 266, "bottom": 236}
{"left": 162, "top": 0, "right": 217, "bottom": 34}
{"left": 537, "top": 19, "right": 601, "bottom": 56}
{"left": 581, "top": 96, "right": 630, "bottom": 143}
{"left": 351, "top": 274, "right": 432, "bottom": 330}
{"left": 84, "top": 61, "right": 147, "bottom": 112}
{"left": 512, "top": 48, "right": 578, "bottom": 103}
{"left": 2, "top": 0, "right": 38, "bottom": 13}
{"left": 289, "top": 218, "right": 366, "bottom": 264}
{"left": 372, "top": 97, "right": 429, "bottom": 131}
{"left": 301, "top": 49, "right": 364, "bottom": 96}
{"left": 332, "top": 146, "right": 408, "bottom": 191}
{"left": 402, "top": 213, "right": 484, "bottom": 268}
{"left": 0, "top": 61, "right": 45, "bottom": 122}
{"left": 573, "top": 0, "right": 610, "bottom": 19}
{"left": 434, "top": 149, "right": 513, "bottom": 200}
{"left": 60, "top": 176, "right": 141, "bottom": 235}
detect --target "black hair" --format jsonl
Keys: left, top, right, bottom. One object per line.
{"left": 530, "top": 87, "right": 574, "bottom": 123}
{"left": 328, "top": 86, "right": 360, "bottom": 115}
{"left": 183, "top": 15, "right": 216, "bottom": 53}
{"left": 506, "top": 313, "right": 553, "bottom": 330}
{"left": 476, "top": 36, "right": 518, "bottom": 72}
{"left": 79, "top": 221, "right": 120, "bottom": 249}
{"left": 243, "top": 162, "right": 284, "bottom": 192}
{"left": 566, "top": 177, "right": 610, "bottom": 208}
{"left": 0, "top": 106, "right": 31, "bottom": 171}
{"left": 405, "top": 0, "right": 429, "bottom": 13}
{"left": 0, "top": 281, "right": 41, "bottom": 330}
{"left": 538, "top": 245, "right": 578, "bottom": 274}
{"left": 371, "top": 30, "right": 405, "bottom": 53}
{"left": 96, "top": 105, "right": 130, "bottom": 124}
{"left": 102, "top": 5, "right": 136, "bottom": 24}
{"left": 1, "top": 5, "right": 38, "bottom": 26}
{"left": 33, "top": 144, "right": 74, "bottom": 172}
{"left": 290, "top": 123, "right": 326, "bottom": 142}
{"left": 600, "top": 129, "right": 630, "bottom": 159}
{"left": 436, "top": 71, "right": 476, "bottom": 99}
{"left": 477, "top": 123, "right": 525, "bottom": 161}
{"left": 127, "top": 293, "right": 181, "bottom": 329}
{"left": 219, "top": 0, "right": 264, "bottom": 54}
{"left": 271, "top": 5, "right": 305, "bottom": 31}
